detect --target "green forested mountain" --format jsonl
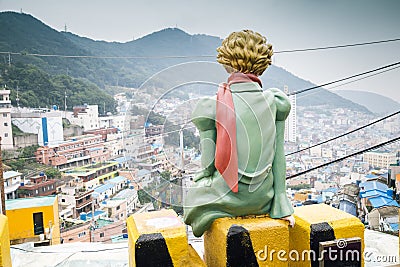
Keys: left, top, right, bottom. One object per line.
{"left": 0, "top": 11, "right": 370, "bottom": 112}
{"left": 0, "top": 63, "right": 115, "bottom": 112}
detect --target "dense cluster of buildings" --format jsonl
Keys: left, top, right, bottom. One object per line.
{"left": 1, "top": 83, "right": 399, "bottom": 248}
{"left": 0, "top": 87, "right": 185, "bottom": 246}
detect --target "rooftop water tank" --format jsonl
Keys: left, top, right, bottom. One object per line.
{"left": 80, "top": 212, "right": 87, "bottom": 221}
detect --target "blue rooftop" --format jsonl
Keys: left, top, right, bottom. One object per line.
{"left": 113, "top": 156, "right": 132, "bottom": 164}
{"left": 322, "top": 187, "right": 339, "bottom": 193}
{"left": 368, "top": 196, "right": 399, "bottom": 208}
{"left": 359, "top": 180, "right": 388, "bottom": 192}
{"left": 360, "top": 189, "right": 387, "bottom": 198}
{"left": 94, "top": 183, "right": 114, "bottom": 194}
{"left": 389, "top": 223, "right": 399, "bottom": 231}
{"left": 365, "top": 174, "right": 378, "bottom": 179}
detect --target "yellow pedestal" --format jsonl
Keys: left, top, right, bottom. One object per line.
{"left": 127, "top": 209, "right": 205, "bottom": 267}
{"left": 204, "top": 215, "right": 290, "bottom": 267}
{"left": 0, "top": 215, "right": 11, "bottom": 267}
{"left": 290, "top": 204, "right": 364, "bottom": 267}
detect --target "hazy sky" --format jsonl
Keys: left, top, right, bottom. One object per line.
{"left": 1, "top": 0, "right": 400, "bottom": 102}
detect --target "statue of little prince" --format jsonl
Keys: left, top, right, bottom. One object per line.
{"left": 184, "top": 30, "right": 295, "bottom": 237}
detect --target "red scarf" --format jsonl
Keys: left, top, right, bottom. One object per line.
{"left": 215, "top": 73, "right": 262, "bottom": 193}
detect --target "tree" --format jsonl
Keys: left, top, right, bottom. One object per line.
{"left": 138, "top": 189, "right": 152, "bottom": 205}
{"left": 45, "top": 168, "right": 61, "bottom": 179}
{"left": 160, "top": 171, "right": 171, "bottom": 181}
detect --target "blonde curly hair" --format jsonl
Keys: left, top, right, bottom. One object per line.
{"left": 217, "top": 30, "right": 273, "bottom": 76}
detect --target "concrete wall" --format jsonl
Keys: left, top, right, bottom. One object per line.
{"left": 63, "top": 125, "right": 84, "bottom": 139}
{"left": 13, "top": 133, "right": 38, "bottom": 148}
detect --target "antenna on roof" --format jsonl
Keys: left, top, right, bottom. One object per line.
{"left": 64, "top": 24, "right": 67, "bottom": 33}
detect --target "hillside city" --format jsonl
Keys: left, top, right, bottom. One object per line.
{"left": 1, "top": 80, "right": 399, "bottom": 248}
{"left": 0, "top": 10, "right": 399, "bottom": 267}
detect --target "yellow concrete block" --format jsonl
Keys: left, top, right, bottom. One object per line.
{"left": 204, "top": 215, "right": 290, "bottom": 267}
{"left": 290, "top": 204, "right": 364, "bottom": 267}
{"left": 0, "top": 215, "right": 12, "bottom": 267}
{"left": 127, "top": 209, "right": 205, "bottom": 267}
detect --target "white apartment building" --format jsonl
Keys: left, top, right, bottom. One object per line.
{"left": 99, "top": 114, "right": 130, "bottom": 133}
{"left": 284, "top": 85, "right": 297, "bottom": 143}
{"left": 0, "top": 88, "right": 13, "bottom": 150}
{"left": 363, "top": 151, "right": 397, "bottom": 169}
{"left": 69, "top": 104, "right": 99, "bottom": 131}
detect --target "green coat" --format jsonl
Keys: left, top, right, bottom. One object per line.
{"left": 183, "top": 82, "right": 294, "bottom": 237}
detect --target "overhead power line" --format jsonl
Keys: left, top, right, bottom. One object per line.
{"left": 285, "top": 109, "right": 400, "bottom": 156}
{"left": 327, "top": 64, "right": 400, "bottom": 90}
{"left": 0, "top": 37, "right": 399, "bottom": 59}
{"left": 274, "top": 37, "right": 400, "bottom": 54}
{"left": 286, "top": 136, "right": 400, "bottom": 179}
{"left": 288, "top": 61, "right": 400, "bottom": 96}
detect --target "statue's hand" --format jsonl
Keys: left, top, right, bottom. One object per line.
{"left": 282, "top": 215, "right": 295, "bottom": 227}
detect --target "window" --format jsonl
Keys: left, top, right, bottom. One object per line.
{"left": 100, "top": 232, "right": 104, "bottom": 238}
{"left": 4, "top": 133, "right": 8, "bottom": 137}
{"left": 116, "top": 206, "right": 120, "bottom": 210}
{"left": 61, "top": 199, "right": 65, "bottom": 203}
{"left": 78, "top": 231, "right": 86, "bottom": 238}
{"left": 4, "top": 122, "right": 7, "bottom": 126}
{"left": 2, "top": 114, "right": 6, "bottom": 118}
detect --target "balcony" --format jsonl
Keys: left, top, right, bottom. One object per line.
{"left": 76, "top": 197, "right": 92, "bottom": 210}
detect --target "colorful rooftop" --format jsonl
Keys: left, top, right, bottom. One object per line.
{"left": 5, "top": 195, "right": 56, "bottom": 210}
{"left": 67, "top": 162, "right": 118, "bottom": 175}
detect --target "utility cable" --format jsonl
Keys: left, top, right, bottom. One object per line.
{"left": 286, "top": 136, "right": 400, "bottom": 179}
{"left": 288, "top": 61, "right": 400, "bottom": 96}
{"left": 285, "top": 110, "right": 400, "bottom": 156}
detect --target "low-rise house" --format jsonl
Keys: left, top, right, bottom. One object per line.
{"left": 92, "top": 183, "right": 115, "bottom": 203}
{"left": 106, "top": 176, "right": 127, "bottom": 192}
{"left": 367, "top": 206, "right": 399, "bottom": 233}
{"left": 3, "top": 170, "right": 22, "bottom": 200}
{"left": 113, "top": 189, "right": 139, "bottom": 216}
{"left": 92, "top": 176, "right": 128, "bottom": 203}
{"left": 18, "top": 173, "right": 57, "bottom": 198}
{"left": 100, "top": 199, "right": 127, "bottom": 222}
{"left": 6, "top": 195, "right": 61, "bottom": 245}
